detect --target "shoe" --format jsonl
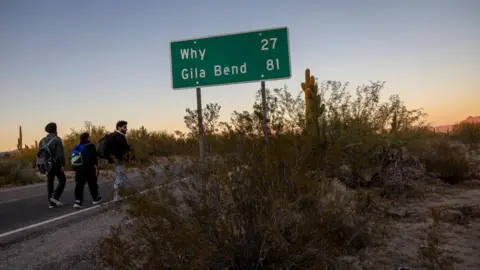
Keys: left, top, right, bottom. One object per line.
{"left": 49, "top": 202, "right": 57, "bottom": 209}
{"left": 92, "top": 197, "right": 103, "bottom": 205}
{"left": 73, "top": 200, "right": 83, "bottom": 209}
{"left": 50, "top": 197, "right": 64, "bottom": 206}
{"left": 113, "top": 194, "right": 123, "bottom": 204}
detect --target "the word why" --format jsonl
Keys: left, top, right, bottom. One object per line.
{"left": 180, "top": 48, "right": 206, "bottom": 60}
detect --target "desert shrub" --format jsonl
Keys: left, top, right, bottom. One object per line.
{"left": 9, "top": 79, "right": 433, "bottom": 198}
{"left": 417, "top": 208, "right": 463, "bottom": 270}
{"left": 98, "top": 139, "right": 385, "bottom": 269}
{"left": 98, "top": 80, "right": 439, "bottom": 269}
{"left": 9, "top": 146, "right": 38, "bottom": 169}
{"left": 0, "top": 158, "right": 43, "bottom": 187}
{"left": 423, "top": 139, "right": 472, "bottom": 184}
{"left": 451, "top": 122, "right": 480, "bottom": 150}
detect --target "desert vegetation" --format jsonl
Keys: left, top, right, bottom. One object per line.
{"left": 2, "top": 69, "right": 480, "bottom": 268}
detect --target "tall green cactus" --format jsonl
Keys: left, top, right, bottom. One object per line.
{"left": 390, "top": 111, "right": 398, "bottom": 133}
{"left": 17, "top": 126, "right": 23, "bottom": 152}
{"left": 301, "top": 69, "right": 325, "bottom": 136}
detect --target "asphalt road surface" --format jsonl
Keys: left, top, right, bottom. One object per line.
{"left": 0, "top": 166, "right": 167, "bottom": 236}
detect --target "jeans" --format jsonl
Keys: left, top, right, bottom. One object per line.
{"left": 114, "top": 164, "right": 126, "bottom": 201}
{"left": 47, "top": 168, "right": 66, "bottom": 202}
{"left": 74, "top": 168, "right": 99, "bottom": 202}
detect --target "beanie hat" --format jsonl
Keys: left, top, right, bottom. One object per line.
{"left": 45, "top": 122, "right": 57, "bottom": 134}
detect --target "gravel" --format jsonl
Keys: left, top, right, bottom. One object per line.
{"left": 0, "top": 205, "right": 126, "bottom": 270}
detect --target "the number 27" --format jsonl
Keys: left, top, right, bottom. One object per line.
{"left": 261, "top": 38, "right": 277, "bottom": 51}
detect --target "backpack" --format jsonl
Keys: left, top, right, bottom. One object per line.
{"left": 70, "top": 143, "right": 89, "bottom": 169}
{"left": 97, "top": 133, "right": 114, "bottom": 159}
{"left": 36, "top": 138, "right": 55, "bottom": 175}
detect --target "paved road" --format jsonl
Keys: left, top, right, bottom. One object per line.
{"left": 0, "top": 164, "right": 175, "bottom": 237}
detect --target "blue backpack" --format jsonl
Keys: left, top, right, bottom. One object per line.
{"left": 70, "top": 143, "right": 89, "bottom": 169}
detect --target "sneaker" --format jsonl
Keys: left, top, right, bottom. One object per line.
{"left": 50, "top": 197, "right": 64, "bottom": 206}
{"left": 92, "top": 197, "right": 103, "bottom": 205}
{"left": 73, "top": 200, "right": 83, "bottom": 209}
{"left": 49, "top": 202, "right": 57, "bottom": 209}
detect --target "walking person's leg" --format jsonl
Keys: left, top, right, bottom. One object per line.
{"left": 55, "top": 169, "right": 67, "bottom": 198}
{"left": 47, "top": 172, "right": 56, "bottom": 208}
{"left": 86, "top": 169, "right": 102, "bottom": 204}
{"left": 50, "top": 168, "right": 66, "bottom": 206}
{"left": 113, "top": 164, "right": 126, "bottom": 202}
{"left": 74, "top": 171, "right": 87, "bottom": 208}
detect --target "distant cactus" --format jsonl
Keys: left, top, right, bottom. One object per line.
{"left": 17, "top": 126, "right": 23, "bottom": 152}
{"left": 301, "top": 69, "right": 325, "bottom": 136}
{"left": 35, "top": 140, "right": 38, "bottom": 149}
{"left": 391, "top": 111, "right": 398, "bottom": 133}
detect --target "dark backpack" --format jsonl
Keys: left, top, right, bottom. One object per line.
{"left": 36, "top": 138, "right": 55, "bottom": 174}
{"left": 97, "top": 133, "right": 113, "bottom": 159}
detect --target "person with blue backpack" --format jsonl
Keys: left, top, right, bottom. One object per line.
{"left": 71, "top": 132, "right": 102, "bottom": 208}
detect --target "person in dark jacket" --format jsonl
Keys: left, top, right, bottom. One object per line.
{"left": 38, "top": 122, "right": 67, "bottom": 208}
{"left": 110, "top": 120, "right": 131, "bottom": 202}
{"left": 73, "top": 132, "right": 102, "bottom": 209}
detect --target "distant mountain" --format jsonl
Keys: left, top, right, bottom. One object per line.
{"left": 0, "top": 150, "right": 17, "bottom": 158}
{"left": 461, "top": 116, "right": 480, "bottom": 124}
{"left": 434, "top": 116, "right": 480, "bottom": 133}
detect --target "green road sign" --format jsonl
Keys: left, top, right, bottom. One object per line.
{"left": 170, "top": 27, "right": 291, "bottom": 90}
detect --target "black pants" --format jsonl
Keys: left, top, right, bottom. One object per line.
{"left": 74, "top": 168, "right": 99, "bottom": 202}
{"left": 47, "top": 168, "right": 67, "bottom": 202}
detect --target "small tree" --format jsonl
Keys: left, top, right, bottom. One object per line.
{"left": 184, "top": 102, "right": 222, "bottom": 138}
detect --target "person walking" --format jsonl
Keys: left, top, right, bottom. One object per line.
{"left": 38, "top": 122, "right": 67, "bottom": 208}
{"left": 71, "top": 132, "right": 102, "bottom": 209}
{"left": 108, "top": 120, "right": 131, "bottom": 202}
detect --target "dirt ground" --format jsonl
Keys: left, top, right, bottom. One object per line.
{"left": 363, "top": 180, "right": 480, "bottom": 269}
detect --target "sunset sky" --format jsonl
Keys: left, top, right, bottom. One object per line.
{"left": 0, "top": 0, "right": 478, "bottom": 151}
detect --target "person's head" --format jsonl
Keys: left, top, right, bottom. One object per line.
{"left": 80, "top": 132, "right": 90, "bottom": 144}
{"left": 45, "top": 122, "right": 57, "bottom": 135}
{"left": 116, "top": 120, "right": 128, "bottom": 134}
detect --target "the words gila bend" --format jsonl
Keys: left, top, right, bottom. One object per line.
{"left": 179, "top": 48, "right": 248, "bottom": 80}
{"left": 178, "top": 36, "right": 282, "bottom": 81}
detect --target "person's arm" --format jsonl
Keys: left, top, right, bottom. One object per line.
{"left": 122, "top": 136, "right": 132, "bottom": 160}
{"left": 88, "top": 143, "right": 98, "bottom": 167}
{"left": 37, "top": 138, "right": 44, "bottom": 155}
{"left": 87, "top": 143, "right": 99, "bottom": 175}
{"left": 121, "top": 135, "right": 130, "bottom": 153}
{"left": 56, "top": 138, "right": 66, "bottom": 169}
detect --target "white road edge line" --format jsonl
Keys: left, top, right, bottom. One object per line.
{"left": 0, "top": 182, "right": 50, "bottom": 192}
{"left": 0, "top": 177, "right": 189, "bottom": 240}
{"left": 0, "top": 166, "right": 160, "bottom": 193}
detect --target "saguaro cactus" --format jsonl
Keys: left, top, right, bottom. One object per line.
{"left": 301, "top": 69, "right": 325, "bottom": 136}
{"left": 390, "top": 111, "right": 398, "bottom": 133}
{"left": 17, "top": 126, "right": 23, "bottom": 152}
